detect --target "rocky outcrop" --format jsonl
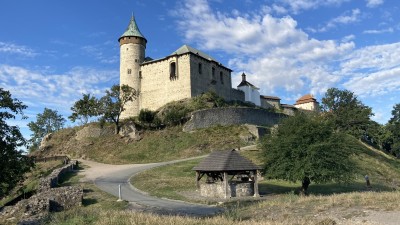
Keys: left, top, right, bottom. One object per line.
{"left": 39, "top": 133, "right": 53, "bottom": 151}
{"left": 119, "top": 121, "right": 143, "bottom": 141}
{"left": 75, "top": 124, "right": 114, "bottom": 141}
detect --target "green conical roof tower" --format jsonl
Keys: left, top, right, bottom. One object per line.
{"left": 119, "top": 14, "right": 147, "bottom": 42}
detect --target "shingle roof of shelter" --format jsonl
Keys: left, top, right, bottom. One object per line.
{"left": 193, "top": 150, "right": 261, "bottom": 172}
{"left": 119, "top": 15, "right": 147, "bottom": 41}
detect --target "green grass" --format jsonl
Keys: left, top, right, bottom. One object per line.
{"left": 132, "top": 136, "right": 400, "bottom": 205}
{"left": 36, "top": 124, "right": 252, "bottom": 164}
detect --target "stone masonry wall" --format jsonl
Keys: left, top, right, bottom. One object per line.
{"left": 0, "top": 160, "right": 83, "bottom": 224}
{"left": 189, "top": 54, "right": 235, "bottom": 101}
{"left": 140, "top": 54, "right": 192, "bottom": 111}
{"left": 183, "top": 107, "right": 286, "bottom": 132}
{"left": 200, "top": 181, "right": 254, "bottom": 198}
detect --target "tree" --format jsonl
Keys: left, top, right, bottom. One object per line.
{"left": 69, "top": 93, "right": 99, "bottom": 124}
{"left": 0, "top": 88, "right": 34, "bottom": 197}
{"left": 262, "top": 112, "right": 355, "bottom": 194}
{"left": 387, "top": 103, "right": 400, "bottom": 157}
{"left": 28, "top": 108, "right": 66, "bottom": 150}
{"left": 98, "top": 84, "right": 137, "bottom": 134}
{"left": 321, "top": 88, "right": 373, "bottom": 138}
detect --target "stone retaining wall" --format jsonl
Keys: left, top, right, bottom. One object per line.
{"left": 0, "top": 160, "right": 82, "bottom": 224}
{"left": 183, "top": 107, "right": 286, "bottom": 132}
{"left": 38, "top": 160, "right": 77, "bottom": 192}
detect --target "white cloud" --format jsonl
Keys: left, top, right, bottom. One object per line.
{"left": 273, "top": 0, "right": 350, "bottom": 14}
{"left": 0, "top": 41, "right": 37, "bottom": 57}
{"left": 366, "top": 0, "right": 384, "bottom": 8}
{"left": 318, "top": 8, "right": 361, "bottom": 32}
{"left": 0, "top": 64, "right": 118, "bottom": 115}
{"left": 176, "top": 0, "right": 354, "bottom": 96}
{"left": 340, "top": 43, "right": 400, "bottom": 97}
{"left": 363, "top": 27, "right": 393, "bottom": 34}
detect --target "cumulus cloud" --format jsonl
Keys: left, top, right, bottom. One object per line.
{"left": 176, "top": 0, "right": 354, "bottom": 97}
{"left": 0, "top": 41, "right": 37, "bottom": 57}
{"left": 317, "top": 8, "right": 361, "bottom": 32}
{"left": 0, "top": 64, "right": 118, "bottom": 114}
{"left": 366, "top": 0, "right": 384, "bottom": 8}
{"left": 340, "top": 42, "right": 400, "bottom": 96}
{"left": 273, "top": 0, "right": 350, "bottom": 14}
{"left": 363, "top": 27, "right": 393, "bottom": 34}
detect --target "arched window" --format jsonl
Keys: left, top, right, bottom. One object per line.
{"left": 127, "top": 69, "right": 132, "bottom": 74}
{"left": 170, "top": 62, "right": 176, "bottom": 80}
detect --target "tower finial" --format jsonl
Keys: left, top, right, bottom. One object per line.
{"left": 241, "top": 72, "right": 246, "bottom": 81}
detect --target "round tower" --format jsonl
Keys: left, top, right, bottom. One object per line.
{"left": 119, "top": 15, "right": 147, "bottom": 119}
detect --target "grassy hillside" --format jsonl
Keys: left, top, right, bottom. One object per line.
{"left": 39, "top": 135, "right": 400, "bottom": 225}
{"left": 132, "top": 135, "right": 400, "bottom": 201}
{"left": 33, "top": 124, "right": 254, "bottom": 164}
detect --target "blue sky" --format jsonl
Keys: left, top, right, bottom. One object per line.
{"left": 1, "top": 0, "right": 399, "bottom": 140}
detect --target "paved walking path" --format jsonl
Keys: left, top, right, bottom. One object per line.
{"left": 79, "top": 157, "right": 223, "bottom": 216}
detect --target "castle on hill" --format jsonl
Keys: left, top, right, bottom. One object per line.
{"left": 118, "top": 15, "right": 318, "bottom": 119}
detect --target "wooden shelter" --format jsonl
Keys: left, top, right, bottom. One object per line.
{"left": 193, "top": 149, "right": 261, "bottom": 198}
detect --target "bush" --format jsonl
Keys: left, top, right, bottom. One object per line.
{"left": 162, "top": 105, "right": 189, "bottom": 126}
{"left": 138, "top": 109, "right": 156, "bottom": 124}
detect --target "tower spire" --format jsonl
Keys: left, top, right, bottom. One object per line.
{"left": 119, "top": 14, "right": 147, "bottom": 42}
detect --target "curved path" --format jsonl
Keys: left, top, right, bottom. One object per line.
{"left": 78, "top": 157, "right": 223, "bottom": 217}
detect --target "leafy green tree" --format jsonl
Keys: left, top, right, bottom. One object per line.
{"left": 98, "top": 84, "right": 137, "bottom": 134}
{"left": 262, "top": 112, "right": 355, "bottom": 194}
{"left": 387, "top": 103, "right": 400, "bottom": 157}
{"left": 28, "top": 108, "right": 66, "bottom": 150}
{"left": 69, "top": 93, "right": 99, "bottom": 124}
{"left": 321, "top": 88, "right": 373, "bottom": 138}
{"left": 0, "top": 88, "right": 34, "bottom": 197}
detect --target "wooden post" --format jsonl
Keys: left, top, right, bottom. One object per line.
{"left": 196, "top": 171, "right": 200, "bottom": 189}
{"left": 224, "top": 172, "right": 228, "bottom": 199}
{"left": 254, "top": 170, "right": 259, "bottom": 197}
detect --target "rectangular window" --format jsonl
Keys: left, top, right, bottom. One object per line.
{"left": 198, "top": 63, "right": 202, "bottom": 74}
{"left": 170, "top": 62, "right": 177, "bottom": 80}
{"left": 220, "top": 72, "right": 224, "bottom": 84}
{"left": 212, "top": 67, "right": 215, "bottom": 79}
{"left": 127, "top": 69, "right": 132, "bottom": 74}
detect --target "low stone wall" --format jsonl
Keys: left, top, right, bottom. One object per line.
{"left": 0, "top": 160, "right": 82, "bottom": 224}
{"left": 183, "top": 107, "right": 286, "bottom": 132}
{"left": 200, "top": 181, "right": 254, "bottom": 198}
{"left": 38, "top": 160, "right": 77, "bottom": 192}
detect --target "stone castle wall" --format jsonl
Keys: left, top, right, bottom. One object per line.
{"left": 231, "top": 89, "right": 245, "bottom": 102}
{"left": 183, "top": 107, "right": 286, "bottom": 132}
{"left": 295, "top": 101, "right": 319, "bottom": 111}
{"left": 140, "top": 54, "right": 192, "bottom": 111}
{"left": 189, "top": 54, "right": 235, "bottom": 101}
{"left": 139, "top": 53, "right": 244, "bottom": 112}
{"left": 120, "top": 40, "right": 145, "bottom": 118}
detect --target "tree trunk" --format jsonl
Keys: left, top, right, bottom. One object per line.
{"left": 301, "top": 177, "right": 310, "bottom": 195}
{"left": 115, "top": 123, "right": 120, "bottom": 134}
